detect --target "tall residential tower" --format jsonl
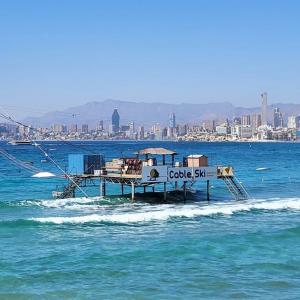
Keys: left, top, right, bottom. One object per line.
{"left": 261, "top": 92, "right": 268, "bottom": 126}
{"left": 111, "top": 109, "right": 120, "bottom": 133}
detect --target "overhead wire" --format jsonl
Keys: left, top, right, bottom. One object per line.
{"left": 0, "top": 110, "right": 91, "bottom": 197}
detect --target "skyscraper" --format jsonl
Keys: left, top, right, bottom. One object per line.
{"left": 273, "top": 108, "right": 283, "bottom": 128}
{"left": 82, "top": 124, "right": 89, "bottom": 133}
{"left": 251, "top": 114, "right": 262, "bottom": 129}
{"left": 70, "top": 124, "right": 78, "bottom": 133}
{"left": 261, "top": 92, "right": 268, "bottom": 126}
{"left": 288, "top": 116, "right": 300, "bottom": 129}
{"left": 96, "top": 120, "right": 104, "bottom": 132}
{"left": 168, "top": 113, "right": 176, "bottom": 128}
{"left": 111, "top": 109, "right": 120, "bottom": 133}
{"left": 241, "top": 115, "right": 251, "bottom": 126}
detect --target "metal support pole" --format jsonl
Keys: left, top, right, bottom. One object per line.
{"left": 103, "top": 179, "right": 106, "bottom": 197}
{"left": 183, "top": 181, "right": 187, "bottom": 203}
{"left": 152, "top": 186, "right": 155, "bottom": 193}
{"left": 100, "top": 178, "right": 103, "bottom": 197}
{"left": 143, "top": 186, "right": 146, "bottom": 193}
{"left": 164, "top": 182, "right": 167, "bottom": 201}
{"left": 175, "top": 181, "right": 178, "bottom": 190}
{"left": 131, "top": 182, "right": 135, "bottom": 201}
{"left": 207, "top": 180, "right": 210, "bottom": 201}
{"left": 121, "top": 184, "right": 124, "bottom": 196}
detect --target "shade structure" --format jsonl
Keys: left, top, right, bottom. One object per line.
{"left": 136, "top": 148, "right": 177, "bottom": 156}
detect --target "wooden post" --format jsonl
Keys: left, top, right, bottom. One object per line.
{"left": 131, "top": 182, "right": 135, "bottom": 201}
{"left": 164, "top": 182, "right": 167, "bottom": 201}
{"left": 183, "top": 181, "right": 187, "bottom": 203}
{"left": 207, "top": 180, "right": 210, "bottom": 201}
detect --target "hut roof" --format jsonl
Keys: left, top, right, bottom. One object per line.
{"left": 137, "top": 148, "right": 177, "bottom": 155}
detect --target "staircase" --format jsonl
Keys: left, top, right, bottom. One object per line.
{"left": 222, "top": 176, "right": 249, "bottom": 200}
{"left": 54, "top": 176, "right": 84, "bottom": 199}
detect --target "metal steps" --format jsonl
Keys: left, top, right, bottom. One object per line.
{"left": 55, "top": 176, "right": 84, "bottom": 199}
{"left": 222, "top": 176, "right": 249, "bottom": 200}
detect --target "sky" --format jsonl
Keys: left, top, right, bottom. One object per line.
{"left": 0, "top": 0, "right": 300, "bottom": 117}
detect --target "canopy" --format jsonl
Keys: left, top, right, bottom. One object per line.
{"left": 137, "top": 148, "right": 177, "bottom": 156}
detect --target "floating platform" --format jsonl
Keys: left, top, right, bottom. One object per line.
{"left": 54, "top": 148, "right": 249, "bottom": 201}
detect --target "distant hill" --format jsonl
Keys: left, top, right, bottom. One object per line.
{"left": 23, "top": 99, "right": 300, "bottom": 128}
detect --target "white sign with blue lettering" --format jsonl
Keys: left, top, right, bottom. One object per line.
{"left": 167, "top": 167, "right": 217, "bottom": 182}
{"left": 141, "top": 166, "right": 217, "bottom": 183}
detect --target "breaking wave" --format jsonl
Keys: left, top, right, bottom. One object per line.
{"left": 30, "top": 197, "right": 300, "bottom": 225}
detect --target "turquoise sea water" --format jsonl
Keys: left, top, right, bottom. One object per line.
{"left": 1, "top": 141, "right": 300, "bottom": 299}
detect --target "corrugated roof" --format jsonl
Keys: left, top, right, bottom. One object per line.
{"left": 137, "top": 148, "right": 177, "bottom": 155}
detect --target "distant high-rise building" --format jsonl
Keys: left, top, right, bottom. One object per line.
{"left": 241, "top": 115, "right": 251, "bottom": 126}
{"left": 251, "top": 114, "right": 262, "bottom": 129}
{"left": 82, "top": 124, "right": 89, "bottom": 133}
{"left": 52, "top": 124, "right": 63, "bottom": 133}
{"left": 96, "top": 120, "right": 104, "bottom": 131}
{"left": 62, "top": 125, "right": 68, "bottom": 133}
{"left": 129, "top": 121, "right": 135, "bottom": 133}
{"left": 178, "top": 124, "right": 188, "bottom": 136}
{"left": 288, "top": 116, "right": 300, "bottom": 129}
{"left": 112, "top": 109, "right": 120, "bottom": 133}
{"left": 138, "top": 126, "right": 145, "bottom": 140}
{"left": 261, "top": 92, "right": 268, "bottom": 125}
{"left": 168, "top": 113, "right": 176, "bottom": 128}
{"left": 273, "top": 108, "right": 283, "bottom": 128}
{"left": 70, "top": 124, "right": 78, "bottom": 133}
{"left": 233, "top": 117, "right": 241, "bottom": 125}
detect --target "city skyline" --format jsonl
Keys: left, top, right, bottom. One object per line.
{"left": 1, "top": 0, "right": 300, "bottom": 111}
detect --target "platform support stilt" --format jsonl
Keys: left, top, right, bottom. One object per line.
{"left": 164, "top": 182, "right": 167, "bottom": 201}
{"left": 121, "top": 184, "right": 124, "bottom": 196}
{"left": 152, "top": 186, "right": 155, "bottom": 192}
{"left": 143, "top": 186, "right": 146, "bottom": 193}
{"left": 103, "top": 179, "right": 106, "bottom": 197}
{"left": 207, "top": 180, "right": 210, "bottom": 201}
{"left": 131, "top": 182, "right": 135, "bottom": 201}
{"left": 183, "top": 181, "right": 187, "bottom": 203}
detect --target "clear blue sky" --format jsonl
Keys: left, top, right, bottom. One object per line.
{"left": 0, "top": 0, "right": 300, "bottom": 116}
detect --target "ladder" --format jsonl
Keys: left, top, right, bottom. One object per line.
{"left": 56, "top": 176, "right": 84, "bottom": 199}
{"left": 222, "top": 175, "right": 250, "bottom": 200}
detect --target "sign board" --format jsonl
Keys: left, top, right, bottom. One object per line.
{"left": 167, "top": 167, "right": 217, "bottom": 182}
{"left": 141, "top": 166, "right": 168, "bottom": 183}
{"left": 141, "top": 166, "right": 217, "bottom": 183}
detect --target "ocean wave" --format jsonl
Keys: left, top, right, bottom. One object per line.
{"left": 3, "top": 196, "right": 126, "bottom": 209}
{"left": 30, "top": 197, "right": 300, "bottom": 225}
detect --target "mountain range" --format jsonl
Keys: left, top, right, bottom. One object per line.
{"left": 23, "top": 99, "right": 300, "bottom": 128}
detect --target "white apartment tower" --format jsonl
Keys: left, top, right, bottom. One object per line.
{"left": 261, "top": 92, "right": 268, "bottom": 126}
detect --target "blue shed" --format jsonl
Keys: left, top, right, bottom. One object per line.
{"left": 68, "top": 154, "right": 105, "bottom": 175}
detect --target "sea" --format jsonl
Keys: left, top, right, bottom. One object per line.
{"left": 1, "top": 140, "right": 300, "bottom": 299}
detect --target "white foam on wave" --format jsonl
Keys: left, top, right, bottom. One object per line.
{"left": 31, "top": 197, "right": 300, "bottom": 224}
{"left": 22, "top": 197, "right": 100, "bottom": 208}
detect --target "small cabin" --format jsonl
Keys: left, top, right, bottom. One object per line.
{"left": 68, "top": 154, "right": 105, "bottom": 175}
{"left": 185, "top": 154, "right": 208, "bottom": 167}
